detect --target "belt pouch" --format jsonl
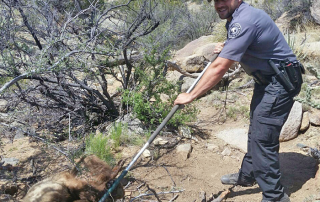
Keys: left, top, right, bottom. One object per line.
{"left": 284, "top": 64, "right": 298, "bottom": 84}
{"left": 294, "top": 62, "right": 303, "bottom": 85}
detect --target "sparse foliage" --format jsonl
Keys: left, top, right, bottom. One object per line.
{"left": 0, "top": 0, "right": 219, "bottom": 139}
{"left": 122, "top": 46, "right": 198, "bottom": 128}
{"left": 257, "top": 0, "right": 312, "bottom": 21}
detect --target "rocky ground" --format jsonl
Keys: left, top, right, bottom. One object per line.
{"left": 1, "top": 1, "right": 320, "bottom": 201}
{"left": 1, "top": 82, "right": 320, "bottom": 202}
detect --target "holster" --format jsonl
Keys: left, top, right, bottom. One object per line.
{"left": 268, "top": 59, "right": 304, "bottom": 93}
{"left": 251, "top": 71, "right": 273, "bottom": 85}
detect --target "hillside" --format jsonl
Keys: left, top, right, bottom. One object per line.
{"left": 1, "top": 0, "right": 320, "bottom": 202}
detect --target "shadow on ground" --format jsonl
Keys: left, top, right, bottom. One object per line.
{"left": 221, "top": 152, "right": 318, "bottom": 199}
{"left": 280, "top": 152, "right": 319, "bottom": 196}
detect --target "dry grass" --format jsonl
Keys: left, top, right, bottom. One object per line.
{"left": 284, "top": 23, "right": 320, "bottom": 61}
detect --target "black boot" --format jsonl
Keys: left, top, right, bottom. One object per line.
{"left": 220, "top": 172, "right": 255, "bottom": 187}
{"left": 261, "top": 193, "right": 290, "bottom": 202}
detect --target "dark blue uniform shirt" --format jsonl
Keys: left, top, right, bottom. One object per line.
{"left": 219, "top": 2, "right": 297, "bottom": 75}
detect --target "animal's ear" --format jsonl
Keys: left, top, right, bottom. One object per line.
{"left": 110, "top": 159, "right": 126, "bottom": 179}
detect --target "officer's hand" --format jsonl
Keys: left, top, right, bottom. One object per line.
{"left": 213, "top": 42, "right": 225, "bottom": 54}
{"left": 174, "top": 93, "right": 194, "bottom": 106}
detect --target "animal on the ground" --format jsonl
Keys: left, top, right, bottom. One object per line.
{"left": 22, "top": 155, "right": 125, "bottom": 202}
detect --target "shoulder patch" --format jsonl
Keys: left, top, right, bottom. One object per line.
{"left": 228, "top": 23, "right": 242, "bottom": 39}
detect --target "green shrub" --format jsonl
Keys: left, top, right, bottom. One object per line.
{"left": 109, "top": 122, "right": 127, "bottom": 148}
{"left": 226, "top": 106, "right": 238, "bottom": 120}
{"left": 129, "top": 0, "right": 219, "bottom": 52}
{"left": 226, "top": 104, "right": 250, "bottom": 120}
{"left": 180, "top": 2, "right": 218, "bottom": 40}
{"left": 85, "top": 133, "right": 114, "bottom": 164}
{"left": 122, "top": 46, "right": 198, "bottom": 129}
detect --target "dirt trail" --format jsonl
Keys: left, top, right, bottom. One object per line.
{"left": 125, "top": 96, "right": 320, "bottom": 202}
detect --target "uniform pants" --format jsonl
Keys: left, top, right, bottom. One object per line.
{"left": 238, "top": 78, "right": 299, "bottom": 201}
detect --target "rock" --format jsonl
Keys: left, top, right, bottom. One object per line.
{"left": 115, "top": 113, "right": 145, "bottom": 135}
{"left": 310, "top": 112, "right": 320, "bottom": 126}
{"left": 178, "top": 125, "right": 199, "bottom": 142}
{"left": 10, "top": 121, "right": 27, "bottom": 139}
{"left": 181, "top": 73, "right": 200, "bottom": 92}
{"left": 181, "top": 55, "right": 207, "bottom": 73}
{"left": 206, "top": 143, "right": 219, "bottom": 151}
{"left": 215, "top": 128, "right": 248, "bottom": 152}
{"left": 279, "top": 101, "right": 302, "bottom": 142}
{"left": 176, "top": 143, "right": 192, "bottom": 160}
{"left": 14, "top": 129, "right": 25, "bottom": 139}
{"left": 178, "top": 125, "right": 192, "bottom": 139}
{"left": 0, "top": 113, "right": 10, "bottom": 123}
{"left": 300, "top": 112, "right": 310, "bottom": 132}
{"left": 1, "top": 158, "right": 19, "bottom": 166}
{"left": 221, "top": 147, "right": 231, "bottom": 156}
{"left": 166, "top": 70, "right": 183, "bottom": 83}
{"left": 142, "top": 149, "right": 151, "bottom": 158}
{"left": 170, "top": 35, "right": 217, "bottom": 73}
{"left": 311, "top": 0, "right": 320, "bottom": 25}
{"left": 0, "top": 99, "right": 8, "bottom": 113}
{"left": 153, "top": 137, "right": 168, "bottom": 146}
{"left": 174, "top": 35, "right": 216, "bottom": 60}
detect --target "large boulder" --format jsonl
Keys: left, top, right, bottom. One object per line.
{"left": 311, "top": 0, "right": 320, "bottom": 25}
{"left": 279, "top": 101, "right": 303, "bottom": 142}
{"left": 170, "top": 35, "right": 217, "bottom": 73}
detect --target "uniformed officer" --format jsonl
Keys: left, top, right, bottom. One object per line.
{"left": 174, "top": 0, "right": 303, "bottom": 201}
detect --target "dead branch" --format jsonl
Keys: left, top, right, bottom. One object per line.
{"left": 0, "top": 50, "right": 82, "bottom": 94}
{"left": 207, "top": 193, "right": 214, "bottom": 202}
{"left": 167, "top": 61, "right": 198, "bottom": 78}
{"left": 167, "top": 61, "right": 242, "bottom": 80}
{"left": 169, "top": 195, "right": 179, "bottom": 202}
{"left": 129, "top": 190, "right": 184, "bottom": 202}
{"left": 237, "top": 79, "right": 255, "bottom": 89}
{"left": 161, "top": 165, "right": 176, "bottom": 187}
{"left": 211, "top": 189, "right": 231, "bottom": 202}
{"left": 146, "top": 184, "right": 162, "bottom": 202}
{"left": 102, "top": 54, "right": 143, "bottom": 68}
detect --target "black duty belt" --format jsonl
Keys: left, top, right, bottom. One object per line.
{"left": 251, "top": 71, "right": 274, "bottom": 86}
{"left": 251, "top": 59, "right": 305, "bottom": 92}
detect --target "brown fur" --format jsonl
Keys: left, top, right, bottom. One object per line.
{"left": 22, "top": 155, "right": 124, "bottom": 202}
